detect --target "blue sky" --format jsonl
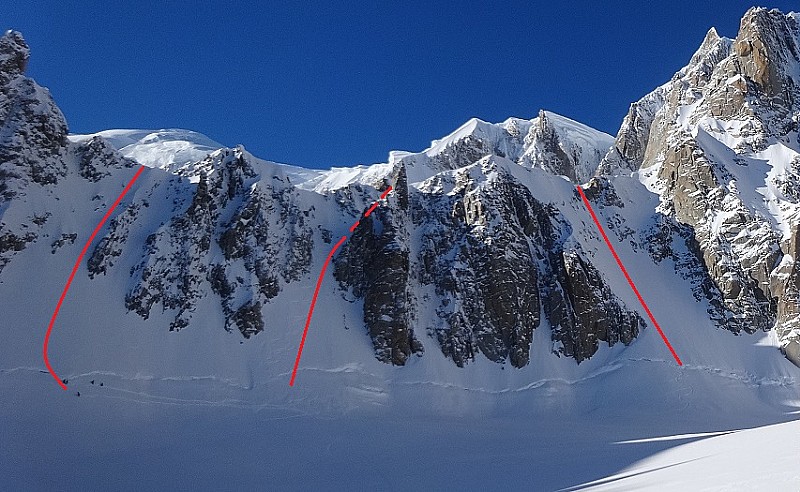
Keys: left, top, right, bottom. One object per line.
{"left": 7, "top": 1, "right": 798, "bottom": 169}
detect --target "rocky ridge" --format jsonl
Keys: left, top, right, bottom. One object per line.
{"left": 1, "top": 8, "right": 800, "bottom": 371}
{"left": 599, "top": 8, "right": 800, "bottom": 364}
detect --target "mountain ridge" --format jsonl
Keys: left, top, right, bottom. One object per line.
{"left": 0, "top": 8, "right": 799, "bottom": 413}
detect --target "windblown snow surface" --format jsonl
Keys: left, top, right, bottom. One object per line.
{"left": 2, "top": 120, "right": 799, "bottom": 490}
{"left": 69, "top": 129, "right": 224, "bottom": 173}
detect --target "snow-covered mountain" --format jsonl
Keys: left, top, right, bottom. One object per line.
{"left": 68, "top": 128, "right": 224, "bottom": 174}
{"left": 2, "top": 8, "right": 800, "bottom": 490}
{"left": 3, "top": 7, "right": 800, "bottom": 389}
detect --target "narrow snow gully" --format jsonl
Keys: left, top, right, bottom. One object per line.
{"left": 290, "top": 185, "right": 394, "bottom": 386}
{"left": 43, "top": 165, "right": 147, "bottom": 390}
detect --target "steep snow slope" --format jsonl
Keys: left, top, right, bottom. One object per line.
{"left": 519, "top": 110, "right": 616, "bottom": 181}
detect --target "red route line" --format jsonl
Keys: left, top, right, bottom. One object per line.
{"left": 576, "top": 185, "right": 683, "bottom": 366}
{"left": 364, "top": 202, "right": 379, "bottom": 218}
{"left": 43, "top": 165, "right": 147, "bottom": 390}
{"left": 289, "top": 234, "right": 347, "bottom": 387}
{"left": 290, "top": 185, "right": 393, "bottom": 386}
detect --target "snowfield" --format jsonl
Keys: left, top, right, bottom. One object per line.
{"left": 69, "top": 129, "right": 224, "bottom": 173}
{"left": 3, "top": 362, "right": 798, "bottom": 491}
{"left": 576, "top": 418, "right": 800, "bottom": 491}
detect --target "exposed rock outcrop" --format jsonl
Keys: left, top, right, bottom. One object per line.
{"left": 334, "top": 157, "right": 644, "bottom": 368}
{"left": 90, "top": 148, "right": 317, "bottom": 337}
{"left": 3, "top": 9, "right": 800, "bottom": 372}
{"left": 596, "top": 7, "right": 800, "bottom": 365}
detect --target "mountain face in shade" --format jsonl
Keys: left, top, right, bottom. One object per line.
{"left": 1, "top": 8, "right": 800, "bottom": 405}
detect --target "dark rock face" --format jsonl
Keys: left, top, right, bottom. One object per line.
{"left": 334, "top": 165, "right": 423, "bottom": 365}
{"left": 419, "top": 175, "right": 541, "bottom": 366}
{"left": 335, "top": 159, "right": 644, "bottom": 368}
{"left": 415, "top": 162, "right": 547, "bottom": 367}
{"left": 0, "top": 30, "right": 29, "bottom": 78}
{"left": 87, "top": 202, "right": 145, "bottom": 278}
{"left": 77, "top": 136, "right": 137, "bottom": 181}
{"left": 123, "top": 173, "right": 216, "bottom": 331}
{"left": 0, "top": 32, "right": 68, "bottom": 191}
{"left": 420, "top": 161, "right": 643, "bottom": 366}
{"left": 0, "top": 31, "right": 131, "bottom": 275}
{"left": 87, "top": 149, "right": 316, "bottom": 337}
{"left": 50, "top": 233, "right": 77, "bottom": 254}
{"left": 553, "top": 251, "right": 641, "bottom": 361}
{"left": 0, "top": 229, "right": 36, "bottom": 273}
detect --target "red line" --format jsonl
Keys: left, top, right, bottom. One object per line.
{"left": 289, "top": 235, "right": 347, "bottom": 386}
{"left": 43, "top": 165, "right": 147, "bottom": 390}
{"left": 364, "top": 202, "right": 379, "bottom": 217}
{"left": 290, "top": 186, "right": 393, "bottom": 386}
{"left": 576, "top": 185, "right": 683, "bottom": 366}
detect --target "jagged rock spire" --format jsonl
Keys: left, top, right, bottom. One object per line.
{"left": 733, "top": 7, "right": 800, "bottom": 99}
{"left": 0, "top": 30, "right": 29, "bottom": 79}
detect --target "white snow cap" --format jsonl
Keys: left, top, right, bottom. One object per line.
{"left": 69, "top": 129, "right": 224, "bottom": 172}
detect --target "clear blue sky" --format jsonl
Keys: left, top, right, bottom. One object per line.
{"left": 6, "top": 1, "right": 798, "bottom": 169}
